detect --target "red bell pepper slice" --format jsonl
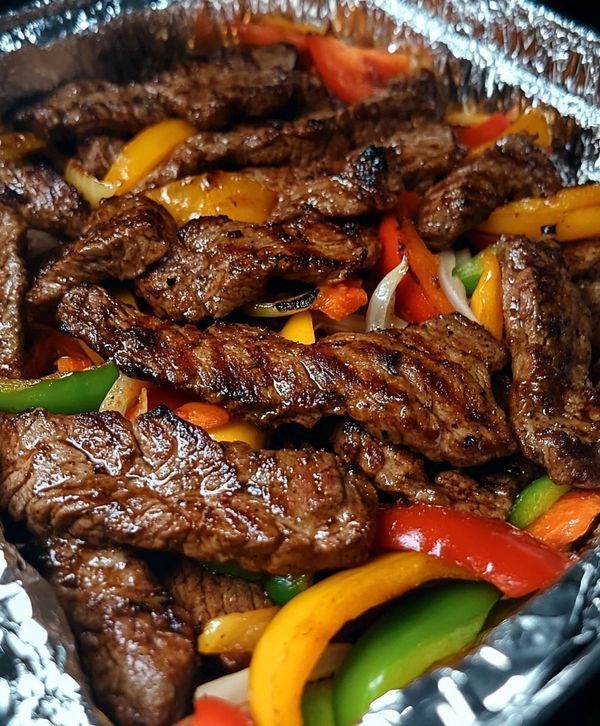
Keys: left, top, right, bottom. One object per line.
{"left": 454, "top": 113, "right": 511, "bottom": 149}
{"left": 306, "top": 36, "right": 410, "bottom": 103}
{"left": 376, "top": 504, "right": 569, "bottom": 598}
{"left": 194, "top": 696, "right": 253, "bottom": 726}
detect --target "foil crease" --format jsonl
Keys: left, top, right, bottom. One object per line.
{"left": 0, "top": 1, "right": 599, "bottom": 724}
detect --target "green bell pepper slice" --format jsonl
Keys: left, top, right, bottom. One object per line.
{"left": 333, "top": 581, "right": 499, "bottom": 726}
{"left": 0, "top": 362, "right": 119, "bottom": 414}
{"left": 453, "top": 246, "right": 498, "bottom": 296}
{"left": 263, "top": 574, "right": 312, "bottom": 605}
{"left": 302, "top": 680, "right": 335, "bottom": 726}
{"left": 508, "top": 475, "right": 571, "bottom": 529}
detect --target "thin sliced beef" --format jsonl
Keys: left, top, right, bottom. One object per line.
{"left": 0, "top": 207, "right": 27, "bottom": 378}
{"left": 75, "top": 135, "right": 125, "bottom": 178}
{"left": 562, "top": 238, "right": 600, "bottom": 278}
{"left": 0, "top": 407, "right": 376, "bottom": 573}
{"left": 28, "top": 195, "right": 177, "bottom": 307}
{"left": 33, "top": 537, "right": 195, "bottom": 726}
{"left": 57, "top": 286, "right": 516, "bottom": 465}
{"left": 0, "top": 160, "right": 87, "bottom": 238}
{"left": 417, "top": 134, "right": 561, "bottom": 250}
{"left": 140, "top": 73, "right": 444, "bottom": 187}
{"left": 499, "top": 236, "right": 600, "bottom": 488}
{"left": 579, "top": 279, "right": 600, "bottom": 357}
{"left": 432, "top": 470, "right": 517, "bottom": 519}
{"left": 136, "top": 215, "right": 379, "bottom": 322}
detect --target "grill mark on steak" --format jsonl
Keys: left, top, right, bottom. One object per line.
{"left": 0, "top": 407, "right": 376, "bottom": 573}
{"left": 135, "top": 215, "right": 379, "bottom": 322}
{"left": 0, "top": 206, "right": 27, "bottom": 379}
{"left": 499, "top": 236, "right": 600, "bottom": 488}
{"left": 32, "top": 537, "right": 195, "bottom": 726}
{"left": 0, "top": 160, "right": 87, "bottom": 238}
{"left": 28, "top": 195, "right": 177, "bottom": 308}
{"left": 416, "top": 134, "right": 561, "bottom": 250}
{"left": 75, "top": 135, "right": 125, "bottom": 178}
{"left": 57, "top": 285, "right": 516, "bottom": 465}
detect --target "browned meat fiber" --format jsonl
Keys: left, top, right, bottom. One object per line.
{"left": 416, "top": 134, "right": 561, "bottom": 250}
{"left": 0, "top": 407, "right": 376, "bottom": 573}
{"left": 0, "top": 160, "right": 87, "bottom": 238}
{"left": 28, "top": 195, "right": 177, "bottom": 307}
{"left": 57, "top": 286, "right": 516, "bottom": 466}
{"left": 136, "top": 215, "right": 379, "bottom": 322}
{"left": 75, "top": 135, "right": 125, "bottom": 178}
{"left": 0, "top": 206, "right": 27, "bottom": 378}
{"left": 33, "top": 537, "right": 195, "bottom": 726}
{"left": 499, "top": 236, "right": 600, "bottom": 488}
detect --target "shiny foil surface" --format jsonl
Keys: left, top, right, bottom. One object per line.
{"left": 1, "top": 1, "right": 599, "bottom": 724}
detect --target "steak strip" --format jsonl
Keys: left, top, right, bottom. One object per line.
{"left": 136, "top": 215, "right": 379, "bottom": 322}
{"left": 0, "top": 407, "right": 376, "bottom": 573}
{"left": 0, "top": 206, "right": 27, "bottom": 378}
{"left": 33, "top": 537, "right": 195, "bottom": 726}
{"left": 57, "top": 285, "right": 516, "bottom": 466}
{"left": 75, "top": 135, "right": 125, "bottom": 178}
{"left": 416, "top": 134, "right": 561, "bottom": 250}
{"left": 499, "top": 236, "right": 600, "bottom": 487}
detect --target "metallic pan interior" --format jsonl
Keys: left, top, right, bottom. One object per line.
{"left": 0, "top": 1, "right": 599, "bottom": 724}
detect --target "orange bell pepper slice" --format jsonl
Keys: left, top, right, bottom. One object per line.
{"left": 175, "top": 402, "right": 231, "bottom": 431}
{"left": 470, "top": 249, "right": 503, "bottom": 339}
{"left": 469, "top": 107, "right": 552, "bottom": 157}
{"left": 313, "top": 280, "right": 368, "bottom": 321}
{"left": 454, "top": 113, "right": 511, "bottom": 149}
{"left": 526, "top": 490, "right": 600, "bottom": 550}
{"left": 56, "top": 355, "right": 93, "bottom": 374}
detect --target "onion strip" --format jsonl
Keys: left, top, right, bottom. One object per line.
{"left": 439, "top": 251, "right": 479, "bottom": 322}
{"left": 365, "top": 256, "right": 409, "bottom": 331}
{"left": 64, "top": 159, "right": 119, "bottom": 207}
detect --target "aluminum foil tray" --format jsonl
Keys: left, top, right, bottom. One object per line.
{"left": 0, "top": 1, "right": 599, "bottom": 724}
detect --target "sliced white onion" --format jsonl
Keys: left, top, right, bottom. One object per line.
{"left": 64, "top": 159, "right": 119, "bottom": 207}
{"left": 366, "top": 256, "right": 409, "bottom": 331}
{"left": 438, "top": 250, "right": 479, "bottom": 322}
{"left": 454, "top": 247, "right": 472, "bottom": 268}
{"left": 99, "top": 373, "right": 144, "bottom": 415}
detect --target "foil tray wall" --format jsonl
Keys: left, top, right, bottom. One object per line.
{"left": 0, "top": 1, "right": 599, "bottom": 724}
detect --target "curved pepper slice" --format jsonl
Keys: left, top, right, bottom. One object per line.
{"left": 376, "top": 504, "right": 569, "bottom": 598}
{"left": 526, "top": 490, "right": 600, "bottom": 550}
{"left": 470, "top": 249, "right": 503, "bottom": 339}
{"left": 248, "top": 552, "right": 472, "bottom": 726}
{"left": 199, "top": 606, "right": 280, "bottom": 655}
{"left": 0, "top": 363, "right": 119, "bottom": 414}
{"left": 508, "top": 475, "right": 571, "bottom": 529}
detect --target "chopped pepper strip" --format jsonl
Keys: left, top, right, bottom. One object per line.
{"left": 104, "top": 119, "right": 196, "bottom": 194}
{"left": 508, "top": 475, "right": 571, "bottom": 529}
{"left": 376, "top": 504, "right": 569, "bottom": 598}
{"left": 234, "top": 19, "right": 313, "bottom": 53}
{"left": 199, "top": 606, "right": 280, "bottom": 655}
{"left": 210, "top": 418, "right": 267, "bottom": 449}
{"left": 313, "top": 280, "right": 368, "bottom": 321}
{"left": 302, "top": 681, "right": 335, "bottom": 726}
{"left": 175, "top": 402, "right": 231, "bottom": 431}
{"left": 333, "top": 581, "right": 499, "bottom": 726}
{"left": 454, "top": 112, "right": 511, "bottom": 149}
{"left": 280, "top": 310, "right": 316, "bottom": 344}
{"left": 469, "top": 107, "right": 552, "bottom": 156}
{"left": 56, "top": 355, "right": 93, "bottom": 373}
{"left": 470, "top": 249, "right": 503, "bottom": 339}
{"left": 264, "top": 574, "right": 312, "bottom": 605}
{"left": 248, "top": 552, "right": 472, "bottom": 726}
{"left": 194, "top": 696, "right": 253, "bottom": 726}
{"left": 146, "top": 171, "right": 276, "bottom": 225}
{"left": 0, "top": 363, "right": 119, "bottom": 415}
{"left": 526, "top": 491, "right": 600, "bottom": 550}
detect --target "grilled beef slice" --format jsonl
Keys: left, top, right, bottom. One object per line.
{"left": 75, "top": 135, "right": 125, "bottom": 178}
{"left": 499, "top": 236, "right": 600, "bottom": 487}
{"left": 29, "top": 195, "right": 177, "bottom": 307}
{"left": 0, "top": 207, "right": 27, "bottom": 378}
{"left": 579, "top": 279, "right": 600, "bottom": 358}
{"left": 34, "top": 537, "right": 195, "bottom": 726}
{"left": 416, "top": 134, "right": 561, "bottom": 250}
{"left": 0, "top": 407, "right": 375, "bottom": 573}
{"left": 0, "top": 160, "right": 87, "bottom": 238}
{"left": 136, "top": 215, "right": 379, "bottom": 322}
{"left": 57, "top": 286, "right": 516, "bottom": 465}
{"left": 562, "top": 238, "right": 600, "bottom": 278}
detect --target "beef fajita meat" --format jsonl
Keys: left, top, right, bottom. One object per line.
{"left": 33, "top": 537, "right": 195, "bottom": 726}
{"left": 28, "top": 195, "right": 177, "bottom": 307}
{"left": 75, "top": 135, "right": 125, "bottom": 178}
{"left": 0, "top": 206, "right": 27, "bottom": 378}
{"left": 57, "top": 286, "right": 516, "bottom": 465}
{"left": 0, "top": 160, "right": 87, "bottom": 238}
{"left": 499, "top": 236, "right": 600, "bottom": 488}
{"left": 14, "top": 46, "right": 311, "bottom": 141}
{"left": 432, "top": 470, "right": 517, "bottom": 519}
{"left": 579, "top": 279, "right": 600, "bottom": 357}
{"left": 135, "top": 215, "right": 379, "bottom": 322}
{"left": 0, "top": 407, "right": 376, "bottom": 573}
{"left": 562, "top": 238, "right": 600, "bottom": 278}
{"left": 416, "top": 133, "right": 561, "bottom": 250}
{"left": 139, "top": 73, "right": 446, "bottom": 188}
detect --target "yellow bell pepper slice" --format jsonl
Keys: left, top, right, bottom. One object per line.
{"left": 477, "top": 184, "right": 600, "bottom": 241}
{"left": 199, "top": 606, "right": 280, "bottom": 655}
{"left": 104, "top": 119, "right": 196, "bottom": 194}
{"left": 210, "top": 418, "right": 267, "bottom": 448}
{"left": 469, "top": 107, "right": 551, "bottom": 157}
{"left": 0, "top": 131, "right": 46, "bottom": 161}
{"left": 280, "top": 310, "right": 316, "bottom": 344}
{"left": 249, "top": 552, "right": 472, "bottom": 726}
{"left": 470, "top": 249, "right": 503, "bottom": 340}
{"left": 146, "top": 171, "right": 276, "bottom": 226}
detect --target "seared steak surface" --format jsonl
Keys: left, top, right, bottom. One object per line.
{"left": 0, "top": 206, "right": 27, "bottom": 378}
{"left": 75, "top": 135, "right": 125, "bottom": 178}
{"left": 57, "top": 286, "right": 516, "bottom": 465}
{"left": 417, "top": 134, "right": 560, "bottom": 250}
{"left": 136, "top": 215, "right": 379, "bottom": 322}
{"left": 0, "top": 407, "right": 376, "bottom": 573}
{"left": 499, "top": 236, "right": 600, "bottom": 487}
{"left": 34, "top": 537, "right": 195, "bottom": 726}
